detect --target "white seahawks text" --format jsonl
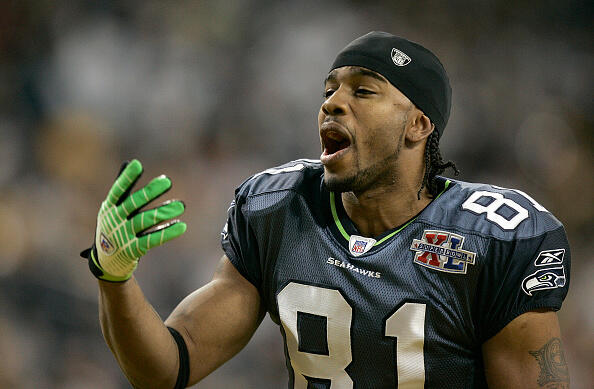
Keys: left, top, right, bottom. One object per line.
{"left": 326, "top": 257, "right": 381, "bottom": 278}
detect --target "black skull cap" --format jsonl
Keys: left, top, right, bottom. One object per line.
{"left": 330, "top": 31, "right": 451, "bottom": 137}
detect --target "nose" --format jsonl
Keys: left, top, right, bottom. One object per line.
{"left": 321, "top": 89, "right": 347, "bottom": 116}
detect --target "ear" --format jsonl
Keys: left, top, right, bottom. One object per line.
{"left": 405, "top": 111, "right": 434, "bottom": 143}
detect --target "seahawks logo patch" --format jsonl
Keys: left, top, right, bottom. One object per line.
{"left": 522, "top": 267, "right": 566, "bottom": 296}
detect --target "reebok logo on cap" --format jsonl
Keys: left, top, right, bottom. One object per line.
{"left": 391, "top": 48, "right": 411, "bottom": 66}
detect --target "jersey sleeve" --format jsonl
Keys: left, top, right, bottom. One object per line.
{"left": 221, "top": 194, "right": 263, "bottom": 291}
{"left": 475, "top": 225, "right": 571, "bottom": 342}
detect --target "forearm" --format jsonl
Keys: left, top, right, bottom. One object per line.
{"left": 98, "top": 277, "right": 179, "bottom": 389}
{"left": 483, "top": 311, "right": 569, "bottom": 388}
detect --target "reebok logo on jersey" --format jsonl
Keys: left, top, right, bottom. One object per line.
{"left": 410, "top": 230, "right": 476, "bottom": 274}
{"left": 534, "top": 249, "right": 565, "bottom": 266}
{"left": 522, "top": 267, "right": 566, "bottom": 296}
{"left": 221, "top": 222, "right": 229, "bottom": 240}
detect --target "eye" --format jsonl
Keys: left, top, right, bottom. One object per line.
{"left": 356, "top": 88, "right": 375, "bottom": 96}
{"left": 324, "top": 89, "right": 335, "bottom": 98}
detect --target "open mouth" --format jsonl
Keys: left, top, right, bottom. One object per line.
{"left": 323, "top": 131, "right": 351, "bottom": 155}
{"left": 321, "top": 127, "right": 351, "bottom": 157}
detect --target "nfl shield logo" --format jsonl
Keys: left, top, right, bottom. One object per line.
{"left": 348, "top": 235, "right": 376, "bottom": 257}
{"left": 352, "top": 240, "right": 367, "bottom": 253}
{"left": 391, "top": 48, "right": 411, "bottom": 66}
{"left": 100, "top": 232, "right": 116, "bottom": 255}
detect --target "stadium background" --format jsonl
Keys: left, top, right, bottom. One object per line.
{"left": 0, "top": 1, "right": 592, "bottom": 387}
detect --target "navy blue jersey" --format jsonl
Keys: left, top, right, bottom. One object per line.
{"left": 221, "top": 160, "right": 570, "bottom": 388}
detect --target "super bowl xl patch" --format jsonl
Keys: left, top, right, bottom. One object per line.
{"left": 410, "top": 230, "right": 476, "bottom": 274}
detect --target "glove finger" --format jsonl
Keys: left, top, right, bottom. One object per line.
{"left": 131, "top": 200, "right": 185, "bottom": 235}
{"left": 116, "top": 161, "right": 129, "bottom": 179}
{"left": 117, "top": 175, "right": 172, "bottom": 218}
{"left": 105, "top": 159, "right": 143, "bottom": 206}
{"left": 116, "top": 160, "right": 144, "bottom": 207}
{"left": 135, "top": 220, "right": 187, "bottom": 255}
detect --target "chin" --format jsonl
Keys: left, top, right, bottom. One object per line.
{"left": 324, "top": 163, "right": 387, "bottom": 194}
{"left": 323, "top": 172, "right": 356, "bottom": 193}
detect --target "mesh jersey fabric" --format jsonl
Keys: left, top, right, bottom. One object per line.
{"left": 221, "top": 159, "right": 571, "bottom": 389}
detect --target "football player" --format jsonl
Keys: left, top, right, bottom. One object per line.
{"left": 82, "top": 32, "right": 570, "bottom": 388}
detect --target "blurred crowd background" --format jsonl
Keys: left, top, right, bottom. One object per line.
{"left": 0, "top": 0, "right": 592, "bottom": 388}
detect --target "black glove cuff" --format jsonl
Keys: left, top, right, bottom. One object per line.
{"left": 80, "top": 245, "right": 122, "bottom": 282}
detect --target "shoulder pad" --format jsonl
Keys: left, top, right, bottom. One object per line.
{"left": 423, "top": 179, "right": 563, "bottom": 240}
{"left": 234, "top": 159, "right": 323, "bottom": 199}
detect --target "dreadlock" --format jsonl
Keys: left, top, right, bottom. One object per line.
{"left": 417, "top": 130, "right": 459, "bottom": 199}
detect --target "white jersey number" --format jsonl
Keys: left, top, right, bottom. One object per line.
{"left": 278, "top": 282, "right": 426, "bottom": 388}
{"left": 385, "top": 303, "right": 426, "bottom": 388}
{"left": 462, "top": 191, "right": 528, "bottom": 230}
{"left": 462, "top": 189, "right": 549, "bottom": 230}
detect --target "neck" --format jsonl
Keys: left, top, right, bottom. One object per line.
{"left": 342, "top": 184, "right": 432, "bottom": 238}
{"left": 341, "top": 154, "right": 431, "bottom": 237}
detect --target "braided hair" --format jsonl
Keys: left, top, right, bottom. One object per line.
{"left": 418, "top": 130, "right": 459, "bottom": 199}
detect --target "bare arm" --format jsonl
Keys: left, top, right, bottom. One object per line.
{"left": 99, "top": 276, "right": 179, "bottom": 388}
{"left": 482, "top": 310, "right": 570, "bottom": 388}
{"left": 99, "top": 255, "right": 264, "bottom": 389}
{"left": 165, "top": 256, "right": 265, "bottom": 385}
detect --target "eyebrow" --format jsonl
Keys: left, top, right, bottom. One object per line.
{"left": 323, "top": 67, "right": 388, "bottom": 86}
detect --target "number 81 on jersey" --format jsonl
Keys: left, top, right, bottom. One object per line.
{"left": 278, "top": 282, "right": 426, "bottom": 388}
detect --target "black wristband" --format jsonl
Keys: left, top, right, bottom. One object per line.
{"left": 80, "top": 245, "right": 124, "bottom": 283}
{"left": 167, "top": 326, "right": 190, "bottom": 389}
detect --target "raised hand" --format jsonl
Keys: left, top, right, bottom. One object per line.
{"left": 81, "top": 159, "right": 187, "bottom": 282}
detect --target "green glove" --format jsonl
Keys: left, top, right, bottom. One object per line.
{"left": 81, "top": 159, "right": 187, "bottom": 282}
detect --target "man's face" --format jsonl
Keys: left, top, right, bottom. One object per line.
{"left": 318, "top": 66, "right": 413, "bottom": 194}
